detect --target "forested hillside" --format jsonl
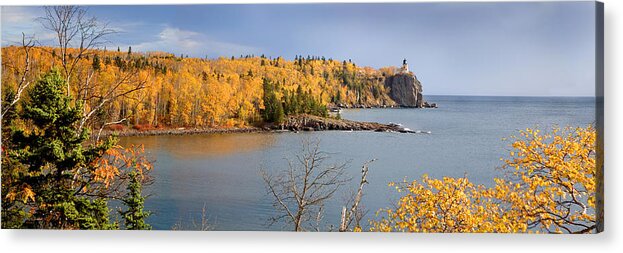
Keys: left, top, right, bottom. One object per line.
{"left": 2, "top": 46, "right": 398, "bottom": 130}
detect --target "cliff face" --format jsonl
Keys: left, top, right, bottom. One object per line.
{"left": 384, "top": 73, "right": 424, "bottom": 108}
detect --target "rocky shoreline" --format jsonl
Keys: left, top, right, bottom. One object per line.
{"left": 270, "top": 114, "right": 421, "bottom": 133}
{"left": 99, "top": 126, "right": 263, "bottom": 138}
{"left": 98, "top": 114, "right": 425, "bottom": 138}
{"left": 333, "top": 102, "right": 437, "bottom": 109}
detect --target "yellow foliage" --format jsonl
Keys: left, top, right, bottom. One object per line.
{"left": 371, "top": 175, "right": 525, "bottom": 233}
{"left": 5, "top": 183, "right": 36, "bottom": 203}
{"left": 497, "top": 125, "right": 597, "bottom": 233}
{"left": 2, "top": 46, "right": 397, "bottom": 129}
{"left": 372, "top": 125, "right": 598, "bottom": 234}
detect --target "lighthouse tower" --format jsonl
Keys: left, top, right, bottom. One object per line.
{"left": 401, "top": 58, "right": 409, "bottom": 73}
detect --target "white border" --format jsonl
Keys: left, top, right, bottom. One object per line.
{"left": 1, "top": 1, "right": 620, "bottom": 253}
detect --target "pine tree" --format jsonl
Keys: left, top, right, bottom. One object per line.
{"left": 4, "top": 69, "right": 117, "bottom": 229}
{"left": 1, "top": 86, "right": 26, "bottom": 229}
{"left": 261, "top": 78, "right": 284, "bottom": 123}
{"left": 92, "top": 54, "right": 101, "bottom": 71}
{"left": 120, "top": 171, "right": 151, "bottom": 230}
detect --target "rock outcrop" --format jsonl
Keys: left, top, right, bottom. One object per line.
{"left": 384, "top": 73, "right": 425, "bottom": 108}
{"left": 274, "top": 114, "right": 416, "bottom": 133}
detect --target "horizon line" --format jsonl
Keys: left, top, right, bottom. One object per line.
{"left": 424, "top": 94, "right": 596, "bottom": 98}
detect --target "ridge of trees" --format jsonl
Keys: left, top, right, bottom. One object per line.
{"left": 2, "top": 45, "right": 397, "bottom": 131}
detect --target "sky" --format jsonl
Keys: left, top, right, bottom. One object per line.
{"left": 1, "top": 2, "right": 597, "bottom": 96}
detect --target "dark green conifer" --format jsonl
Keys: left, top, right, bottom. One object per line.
{"left": 120, "top": 171, "right": 151, "bottom": 230}
{"left": 92, "top": 54, "right": 101, "bottom": 71}
{"left": 4, "top": 69, "right": 116, "bottom": 229}
{"left": 261, "top": 78, "right": 284, "bottom": 123}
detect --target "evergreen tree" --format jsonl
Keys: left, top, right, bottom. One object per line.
{"left": 261, "top": 78, "right": 284, "bottom": 123}
{"left": 1, "top": 86, "right": 26, "bottom": 229}
{"left": 289, "top": 92, "right": 298, "bottom": 115}
{"left": 92, "top": 54, "right": 101, "bottom": 71}
{"left": 120, "top": 171, "right": 151, "bottom": 230}
{"left": 114, "top": 56, "right": 124, "bottom": 69}
{"left": 335, "top": 90, "right": 342, "bottom": 103}
{"left": 3, "top": 69, "right": 117, "bottom": 229}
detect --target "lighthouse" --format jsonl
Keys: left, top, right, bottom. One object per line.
{"left": 401, "top": 58, "right": 409, "bottom": 73}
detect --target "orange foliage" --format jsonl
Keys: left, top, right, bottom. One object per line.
{"left": 2, "top": 46, "right": 396, "bottom": 130}
{"left": 93, "top": 144, "right": 153, "bottom": 188}
{"left": 106, "top": 124, "right": 125, "bottom": 131}
{"left": 132, "top": 124, "right": 157, "bottom": 131}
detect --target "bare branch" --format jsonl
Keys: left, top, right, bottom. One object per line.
{"left": 78, "top": 68, "right": 147, "bottom": 131}
{"left": 38, "top": 6, "right": 117, "bottom": 96}
{"left": 1, "top": 33, "right": 36, "bottom": 119}
{"left": 340, "top": 159, "right": 375, "bottom": 232}
{"left": 96, "top": 118, "right": 127, "bottom": 142}
{"left": 261, "top": 138, "right": 350, "bottom": 231}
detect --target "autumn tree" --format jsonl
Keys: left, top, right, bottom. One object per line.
{"left": 370, "top": 175, "right": 521, "bottom": 233}
{"left": 494, "top": 126, "right": 598, "bottom": 233}
{"left": 3, "top": 41, "right": 398, "bottom": 131}
{"left": 371, "top": 125, "right": 598, "bottom": 233}
{"left": 0, "top": 69, "right": 153, "bottom": 229}
{"left": 36, "top": 6, "right": 149, "bottom": 133}
{"left": 1, "top": 34, "right": 35, "bottom": 119}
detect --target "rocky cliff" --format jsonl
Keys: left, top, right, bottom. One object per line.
{"left": 384, "top": 73, "right": 425, "bottom": 108}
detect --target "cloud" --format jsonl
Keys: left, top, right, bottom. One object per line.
{"left": 1, "top": 6, "right": 56, "bottom": 45}
{"left": 132, "top": 26, "right": 258, "bottom": 57}
{"left": 2, "top": 6, "right": 257, "bottom": 58}
{"left": 1, "top": 6, "right": 38, "bottom": 23}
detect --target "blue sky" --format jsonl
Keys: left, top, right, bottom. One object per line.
{"left": 1, "top": 2, "right": 597, "bottom": 96}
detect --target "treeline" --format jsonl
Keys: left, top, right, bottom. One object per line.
{"left": 2, "top": 46, "right": 396, "bottom": 131}
{"left": 262, "top": 78, "right": 328, "bottom": 123}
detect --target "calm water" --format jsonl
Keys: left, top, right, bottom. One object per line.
{"left": 118, "top": 95, "right": 596, "bottom": 231}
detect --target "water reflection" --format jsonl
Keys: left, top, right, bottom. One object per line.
{"left": 119, "top": 132, "right": 278, "bottom": 159}
{"left": 114, "top": 96, "right": 596, "bottom": 230}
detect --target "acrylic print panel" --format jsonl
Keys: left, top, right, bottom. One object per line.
{"left": 0, "top": 1, "right": 603, "bottom": 233}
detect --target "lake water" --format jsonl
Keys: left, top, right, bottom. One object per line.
{"left": 118, "top": 95, "right": 596, "bottom": 231}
